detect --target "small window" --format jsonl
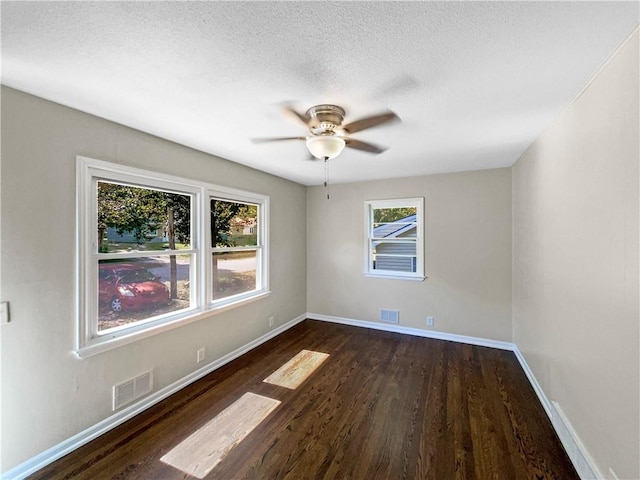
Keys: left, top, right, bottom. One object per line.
{"left": 364, "top": 198, "right": 425, "bottom": 280}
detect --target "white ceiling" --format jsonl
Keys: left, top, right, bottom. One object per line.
{"left": 2, "top": 2, "right": 638, "bottom": 186}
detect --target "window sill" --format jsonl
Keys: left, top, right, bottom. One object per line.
{"left": 209, "top": 290, "right": 271, "bottom": 314}
{"left": 75, "top": 291, "right": 271, "bottom": 358}
{"left": 364, "top": 273, "right": 426, "bottom": 282}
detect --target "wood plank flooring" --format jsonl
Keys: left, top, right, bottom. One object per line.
{"left": 29, "top": 320, "right": 579, "bottom": 479}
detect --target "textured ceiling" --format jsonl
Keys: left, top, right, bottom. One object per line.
{"left": 1, "top": 2, "right": 638, "bottom": 186}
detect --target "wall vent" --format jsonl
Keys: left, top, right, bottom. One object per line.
{"left": 113, "top": 370, "right": 153, "bottom": 411}
{"left": 380, "top": 309, "right": 399, "bottom": 324}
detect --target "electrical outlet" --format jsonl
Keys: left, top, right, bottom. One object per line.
{"left": 268, "top": 316, "right": 274, "bottom": 327}
{"left": 197, "top": 348, "right": 205, "bottom": 363}
{"left": 426, "top": 316, "right": 434, "bottom": 326}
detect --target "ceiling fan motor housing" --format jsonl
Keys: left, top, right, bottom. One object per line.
{"left": 306, "top": 104, "right": 345, "bottom": 135}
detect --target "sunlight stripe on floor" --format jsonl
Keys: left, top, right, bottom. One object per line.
{"left": 160, "top": 392, "right": 280, "bottom": 478}
{"left": 264, "top": 349, "right": 330, "bottom": 389}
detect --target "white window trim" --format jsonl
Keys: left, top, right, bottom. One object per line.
{"left": 363, "top": 197, "right": 425, "bottom": 281}
{"left": 76, "top": 156, "right": 269, "bottom": 358}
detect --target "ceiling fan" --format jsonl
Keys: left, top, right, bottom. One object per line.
{"left": 252, "top": 104, "right": 400, "bottom": 161}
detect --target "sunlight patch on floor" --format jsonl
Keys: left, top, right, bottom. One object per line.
{"left": 264, "top": 349, "right": 330, "bottom": 389}
{"left": 160, "top": 392, "right": 280, "bottom": 478}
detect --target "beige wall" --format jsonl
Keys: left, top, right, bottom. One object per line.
{"left": 307, "top": 168, "right": 512, "bottom": 341}
{"left": 512, "top": 29, "right": 639, "bottom": 479}
{"left": 0, "top": 87, "right": 307, "bottom": 470}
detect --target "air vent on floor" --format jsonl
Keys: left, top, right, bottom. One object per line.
{"left": 113, "top": 370, "right": 153, "bottom": 411}
{"left": 380, "top": 309, "right": 399, "bottom": 324}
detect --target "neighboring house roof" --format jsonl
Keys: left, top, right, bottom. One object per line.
{"left": 231, "top": 217, "right": 257, "bottom": 227}
{"left": 373, "top": 214, "right": 416, "bottom": 238}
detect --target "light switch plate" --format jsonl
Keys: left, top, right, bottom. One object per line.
{"left": 0, "top": 302, "right": 10, "bottom": 324}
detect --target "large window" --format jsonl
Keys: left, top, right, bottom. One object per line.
{"left": 364, "top": 198, "right": 425, "bottom": 280}
{"left": 77, "top": 156, "right": 269, "bottom": 356}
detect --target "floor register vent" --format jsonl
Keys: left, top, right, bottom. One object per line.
{"left": 380, "top": 309, "right": 399, "bottom": 324}
{"left": 113, "top": 370, "right": 153, "bottom": 411}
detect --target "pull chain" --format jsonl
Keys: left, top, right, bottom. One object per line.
{"left": 324, "top": 156, "right": 330, "bottom": 200}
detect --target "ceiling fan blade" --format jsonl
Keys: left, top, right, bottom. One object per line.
{"left": 283, "top": 106, "right": 309, "bottom": 126}
{"left": 345, "top": 138, "right": 387, "bottom": 154}
{"left": 251, "top": 136, "right": 306, "bottom": 143}
{"left": 342, "top": 111, "right": 400, "bottom": 134}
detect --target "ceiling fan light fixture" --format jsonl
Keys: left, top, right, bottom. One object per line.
{"left": 306, "top": 135, "right": 346, "bottom": 160}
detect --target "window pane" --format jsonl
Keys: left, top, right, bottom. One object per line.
{"left": 372, "top": 241, "right": 417, "bottom": 273}
{"left": 212, "top": 251, "right": 257, "bottom": 300}
{"left": 98, "top": 255, "right": 192, "bottom": 332}
{"left": 372, "top": 207, "right": 417, "bottom": 239}
{"left": 374, "top": 255, "right": 416, "bottom": 273}
{"left": 97, "top": 181, "right": 191, "bottom": 253}
{"left": 372, "top": 207, "right": 417, "bottom": 224}
{"left": 211, "top": 199, "right": 258, "bottom": 247}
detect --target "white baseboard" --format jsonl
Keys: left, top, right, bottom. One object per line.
{"left": 512, "top": 346, "right": 602, "bottom": 480}
{"left": 306, "top": 312, "right": 516, "bottom": 351}
{"left": 512, "top": 347, "right": 553, "bottom": 418}
{"left": 550, "top": 401, "right": 603, "bottom": 479}
{"left": 1, "top": 314, "right": 306, "bottom": 480}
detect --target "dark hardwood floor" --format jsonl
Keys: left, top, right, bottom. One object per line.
{"left": 30, "top": 320, "right": 578, "bottom": 479}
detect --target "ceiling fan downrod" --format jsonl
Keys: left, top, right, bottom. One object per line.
{"left": 324, "top": 157, "right": 330, "bottom": 200}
